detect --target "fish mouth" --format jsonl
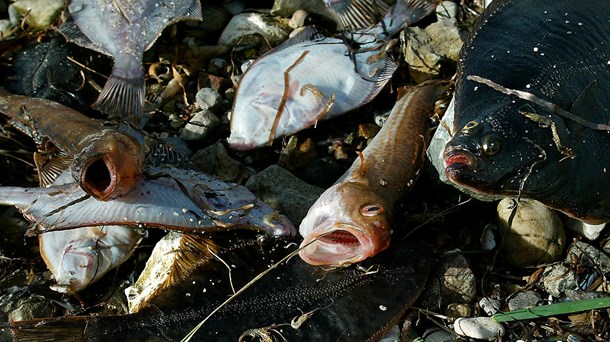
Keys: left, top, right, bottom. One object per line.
{"left": 298, "top": 224, "right": 380, "bottom": 266}
{"left": 80, "top": 155, "right": 117, "bottom": 201}
{"left": 443, "top": 146, "right": 478, "bottom": 183}
{"left": 226, "top": 135, "right": 257, "bottom": 151}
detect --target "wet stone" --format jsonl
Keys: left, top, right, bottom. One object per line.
{"left": 245, "top": 164, "right": 324, "bottom": 224}
{"left": 541, "top": 263, "right": 578, "bottom": 297}
{"left": 180, "top": 110, "right": 221, "bottom": 141}
{"left": 507, "top": 291, "right": 541, "bottom": 311}
{"left": 497, "top": 198, "right": 566, "bottom": 267}
{"left": 191, "top": 142, "right": 246, "bottom": 183}
{"left": 217, "top": 11, "right": 291, "bottom": 47}
{"left": 195, "top": 87, "right": 224, "bottom": 114}
{"left": 421, "top": 252, "right": 476, "bottom": 310}
{"left": 7, "top": 295, "right": 57, "bottom": 321}
{"left": 9, "top": 0, "right": 62, "bottom": 30}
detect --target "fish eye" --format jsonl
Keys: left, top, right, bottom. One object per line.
{"left": 461, "top": 120, "right": 482, "bottom": 135}
{"left": 360, "top": 204, "right": 384, "bottom": 217}
{"left": 480, "top": 134, "right": 501, "bottom": 156}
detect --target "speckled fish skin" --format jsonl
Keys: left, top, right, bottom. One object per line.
{"left": 40, "top": 225, "right": 143, "bottom": 293}
{"left": 299, "top": 81, "right": 448, "bottom": 266}
{"left": 443, "top": 0, "right": 610, "bottom": 224}
{"left": 0, "top": 166, "right": 295, "bottom": 237}
{"left": 60, "top": 0, "right": 202, "bottom": 126}
{"left": 0, "top": 95, "right": 144, "bottom": 201}
{"left": 227, "top": 0, "right": 437, "bottom": 151}
{"left": 10, "top": 235, "right": 436, "bottom": 342}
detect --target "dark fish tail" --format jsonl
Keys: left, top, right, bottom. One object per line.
{"left": 383, "top": 0, "right": 437, "bottom": 34}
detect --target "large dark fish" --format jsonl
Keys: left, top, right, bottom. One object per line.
{"left": 299, "top": 81, "right": 449, "bottom": 266}
{"left": 228, "top": 0, "right": 437, "bottom": 150}
{"left": 0, "top": 95, "right": 144, "bottom": 201}
{"left": 59, "top": 0, "right": 203, "bottom": 126}
{"left": 9, "top": 234, "right": 436, "bottom": 341}
{"left": 443, "top": 0, "right": 610, "bottom": 224}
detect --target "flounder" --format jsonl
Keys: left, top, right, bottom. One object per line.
{"left": 443, "top": 0, "right": 610, "bottom": 224}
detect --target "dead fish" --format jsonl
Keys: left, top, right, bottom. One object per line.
{"left": 59, "top": 0, "right": 203, "bottom": 126}
{"left": 227, "top": 0, "right": 437, "bottom": 151}
{"left": 443, "top": 0, "right": 610, "bottom": 224}
{"left": 10, "top": 233, "right": 436, "bottom": 341}
{"left": 322, "top": 0, "right": 389, "bottom": 30}
{"left": 0, "top": 95, "right": 145, "bottom": 201}
{"left": 40, "top": 225, "right": 144, "bottom": 293}
{"left": 0, "top": 165, "right": 295, "bottom": 237}
{"left": 299, "top": 81, "right": 449, "bottom": 266}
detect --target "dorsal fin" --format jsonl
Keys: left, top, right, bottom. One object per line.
{"left": 272, "top": 26, "right": 326, "bottom": 53}
{"left": 34, "top": 152, "right": 74, "bottom": 187}
{"left": 324, "top": 0, "right": 390, "bottom": 31}
{"left": 571, "top": 80, "right": 600, "bottom": 121}
{"left": 58, "top": 15, "right": 111, "bottom": 57}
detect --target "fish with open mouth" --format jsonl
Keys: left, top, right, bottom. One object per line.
{"left": 0, "top": 95, "right": 144, "bottom": 201}
{"left": 227, "top": 0, "right": 437, "bottom": 151}
{"left": 299, "top": 81, "right": 449, "bottom": 266}
{"left": 59, "top": 0, "right": 203, "bottom": 126}
{"left": 443, "top": 0, "right": 610, "bottom": 224}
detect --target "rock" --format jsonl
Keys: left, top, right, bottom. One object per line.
{"left": 402, "top": 18, "right": 467, "bottom": 82}
{"left": 565, "top": 218, "right": 606, "bottom": 240}
{"left": 421, "top": 252, "right": 476, "bottom": 309}
{"left": 217, "top": 11, "right": 291, "bottom": 47}
{"left": 563, "top": 289, "right": 610, "bottom": 301}
{"left": 422, "top": 328, "right": 458, "bottom": 342}
{"left": 540, "top": 263, "right": 578, "bottom": 297}
{"left": 379, "top": 324, "right": 400, "bottom": 342}
{"left": 478, "top": 297, "right": 501, "bottom": 316}
{"left": 9, "top": 0, "right": 63, "bottom": 30}
{"left": 436, "top": 1, "right": 459, "bottom": 20}
{"left": 7, "top": 295, "right": 57, "bottom": 321}
{"left": 245, "top": 164, "right": 324, "bottom": 224}
{"left": 207, "top": 58, "right": 230, "bottom": 77}
{"left": 0, "top": 19, "right": 12, "bottom": 36}
{"left": 427, "top": 97, "right": 504, "bottom": 202}
{"left": 191, "top": 143, "right": 246, "bottom": 183}
{"left": 180, "top": 110, "right": 221, "bottom": 141}
{"left": 453, "top": 317, "right": 505, "bottom": 340}
{"left": 567, "top": 241, "right": 610, "bottom": 274}
{"left": 496, "top": 198, "right": 566, "bottom": 267}
{"left": 507, "top": 291, "right": 541, "bottom": 311}
{"left": 480, "top": 224, "right": 497, "bottom": 251}
{"left": 446, "top": 303, "right": 472, "bottom": 319}
{"left": 271, "top": 0, "right": 336, "bottom": 27}
{"left": 223, "top": 0, "right": 246, "bottom": 15}
{"left": 195, "top": 87, "right": 224, "bottom": 114}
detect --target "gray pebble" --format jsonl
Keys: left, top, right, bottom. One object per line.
{"left": 196, "top": 87, "right": 224, "bottom": 114}
{"left": 245, "top": 164, "right": 324, "bottom": 224}
{"left": 7, "top": 295, "right": 57, "bottom": 321}
{"left": 478, "top": 297, "right": 501, "bottom": 316}
{"left": 454, "top": 317, "right": 505, "bottom": 340}
{"left": 207, "top": 58, "right": 229, "bottom": 76}
{"left": 421, "top": 252, "right": 476, "bottom": 310}
{"left": 191, "top": 143, "right": 245, "bottom": 183}
{"left": 541, "top": 263, "right": 578, "bottom": 297}
{"left": 507, "top": 291, "right": 542, "bottom": 311}
{"left": 180, "top": 110, "right": 221, "bottom": 141}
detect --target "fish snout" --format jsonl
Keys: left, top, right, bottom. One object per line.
{"left": 443, "top": 146, "right": 476, "bottom": 176}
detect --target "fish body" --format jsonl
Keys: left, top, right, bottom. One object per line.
{"left": 0, "top": 95, "right": 144, "bottom": 201}
{"left": 443, "top": 0, "right": 610, "bottom": 224}
{"left": 10, "top": 235, "right": 436, "bottom": 341}
{"left": 228, "top": 0, "right": 437, "bottom": 151}
{"left": 59, "top": 0, "right": 202, "bottom": 126}
{"left": 300, "top": 81, "right": 448, "bottom": 266}
{"left": 0, "top": 165, "right": 295, "bottom": 237}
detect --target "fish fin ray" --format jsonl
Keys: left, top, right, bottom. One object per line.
{"left": 272, "top": 26, "right": 326, "bottom": 54}
{"left": 361, "top": 56, "right": 397, "bottom": 104}
{"left": 10, "top": 316, "right": 89, "bottom": 342}
{"left": 58, "top": 16, "right": 112, "bottom": 56}
{"left": 93, "top": 74, "right": 144, "bottom": 127}
{"left": 571, "top": 80, "right": 600, "bottom": 120}
{"left": 34, "top": 152, "right": 74, "bottom": 187}
{"left": 383, "top": 0, "right": 437, "bottom": 32}
{"left": 324, "top": 0, "right": 390, "bottom": 31}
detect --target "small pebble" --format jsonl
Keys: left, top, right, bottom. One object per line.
{"left": 507, "top": 291, "right": 541, "bottom": 311}
{"left": 445, "top": 303, "right": 472, "bottom": 319}
{"left": 195, "top": 87, "right": 224, "bottom": 114}
{"left": 541, "top": 263, "right": 578, "bottom": 297}
{"left": 453, "top": 317, "right": 505, "bottom": 340}
{"left": 421, "top": 252, "right": 476, "bottom": 309}
{"left": 478, "top": 297, "right": 501, "bottom": 316}
{"left": 422, "top": 327, "right": 457, "bottom": 342}
{"left": 180, "top": 110, "right": 221, "bottom": 141}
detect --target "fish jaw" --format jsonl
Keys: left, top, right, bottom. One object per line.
{"left": 39, "top": 225, "right": 143, "bottom": 292}
{"left": 72, "top": 131, "right": 144, "bottom": 201}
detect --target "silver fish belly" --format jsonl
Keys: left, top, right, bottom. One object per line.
{"left": 228, "top": 0, "right": 437, "bottom": 150}
{"left": 60, "top": 0, "right": 202, "bottom": 126}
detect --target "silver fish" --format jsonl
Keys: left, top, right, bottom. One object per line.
{"left": 0, "top": 166, "right": 295, "bottom": 237}
{"left": 299, "top": 81, "right": 449, "bottom": 266}
{"left": 59, "top": 0, "right": 203, "bottom": 126}
{"left": 228, "top": 0, "right": 437, "bottom": 150}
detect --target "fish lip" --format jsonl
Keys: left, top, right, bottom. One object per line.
{"left": 298, "top": 223, "right": 380, "bottom": 266}
{"left": 443, "top": 146, "right": 475, "bottom": 170}
{"left": 226, "top": 135, "right": 257, "bottom": 152}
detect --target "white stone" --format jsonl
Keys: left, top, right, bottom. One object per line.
{"left": 565, "top": 218, "right": 606, "bottom": 240}
{"left": 218, "top": 12, "right": 290, "bottom": 47}
{"left": 454, "top": 317, "right": 505, "bottom": 340}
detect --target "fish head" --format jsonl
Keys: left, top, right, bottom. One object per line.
{"left": 299, "top": 181, "right": 392, "bottom": 266}
{"left": 228, "top": 92, "right": 282, "bottom": 151}
{"left": 444, "top": 102, "right": 569, "bottom": 198}
{"left": 72, "top": 131, "right": 144, "bottom": 201}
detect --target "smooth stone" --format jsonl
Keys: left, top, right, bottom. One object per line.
{"left": 540, "top": 263, "right": 578, "bottom": 297}
{"left": 422, "top": 327, "right": 459, "bottom": 342}
{"left": 9, "top": 0, "right": 62, "bottom": 30}
{"left": 180, "top": 110, "right": 221, "bottom": 141}
{"left": 497, "top": 198, "right": 565, "bottom": 267}
{"left": 217, "top": 12, "right": 291, "bottom": 47}
{"left": 478, "top": 297, "right": 501, "bottom": 316}
{"left": 565, "top": 218, "right": 606, "bottom": 240}
{"left": 507, "top": 291, "right": 541, "bottom": 311}
{"left": 195, "top": 87, "right": 224, "bottom": 114}
{"left": 426, "top": 96, "right": 504, "bottom": 201}
{"left": 245, "top": 165, "right": 324, "bottom": 224}
{"left": 454, "top": 317, "right": 505, "bottom": 340}
{"left": 421, "top": 252, "right": 476, "bottom": 309}
{"left": 191, "top": 143, "right": 247, "bottom": 183}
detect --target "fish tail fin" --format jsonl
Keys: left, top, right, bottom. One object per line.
{"left": 93, "top": 70, "right": 145, "bottom": 128}
{"left": 9, "top": 316, "right": 89, "bottom": 342}
{"left": 0, "top": 186, "right": 38, "bottom": 208}
{"left": 382, "top": 0, "right": 437, "bottom": 34}
{"left": 324, "top": 0, "right": 390, "bottom": 31}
